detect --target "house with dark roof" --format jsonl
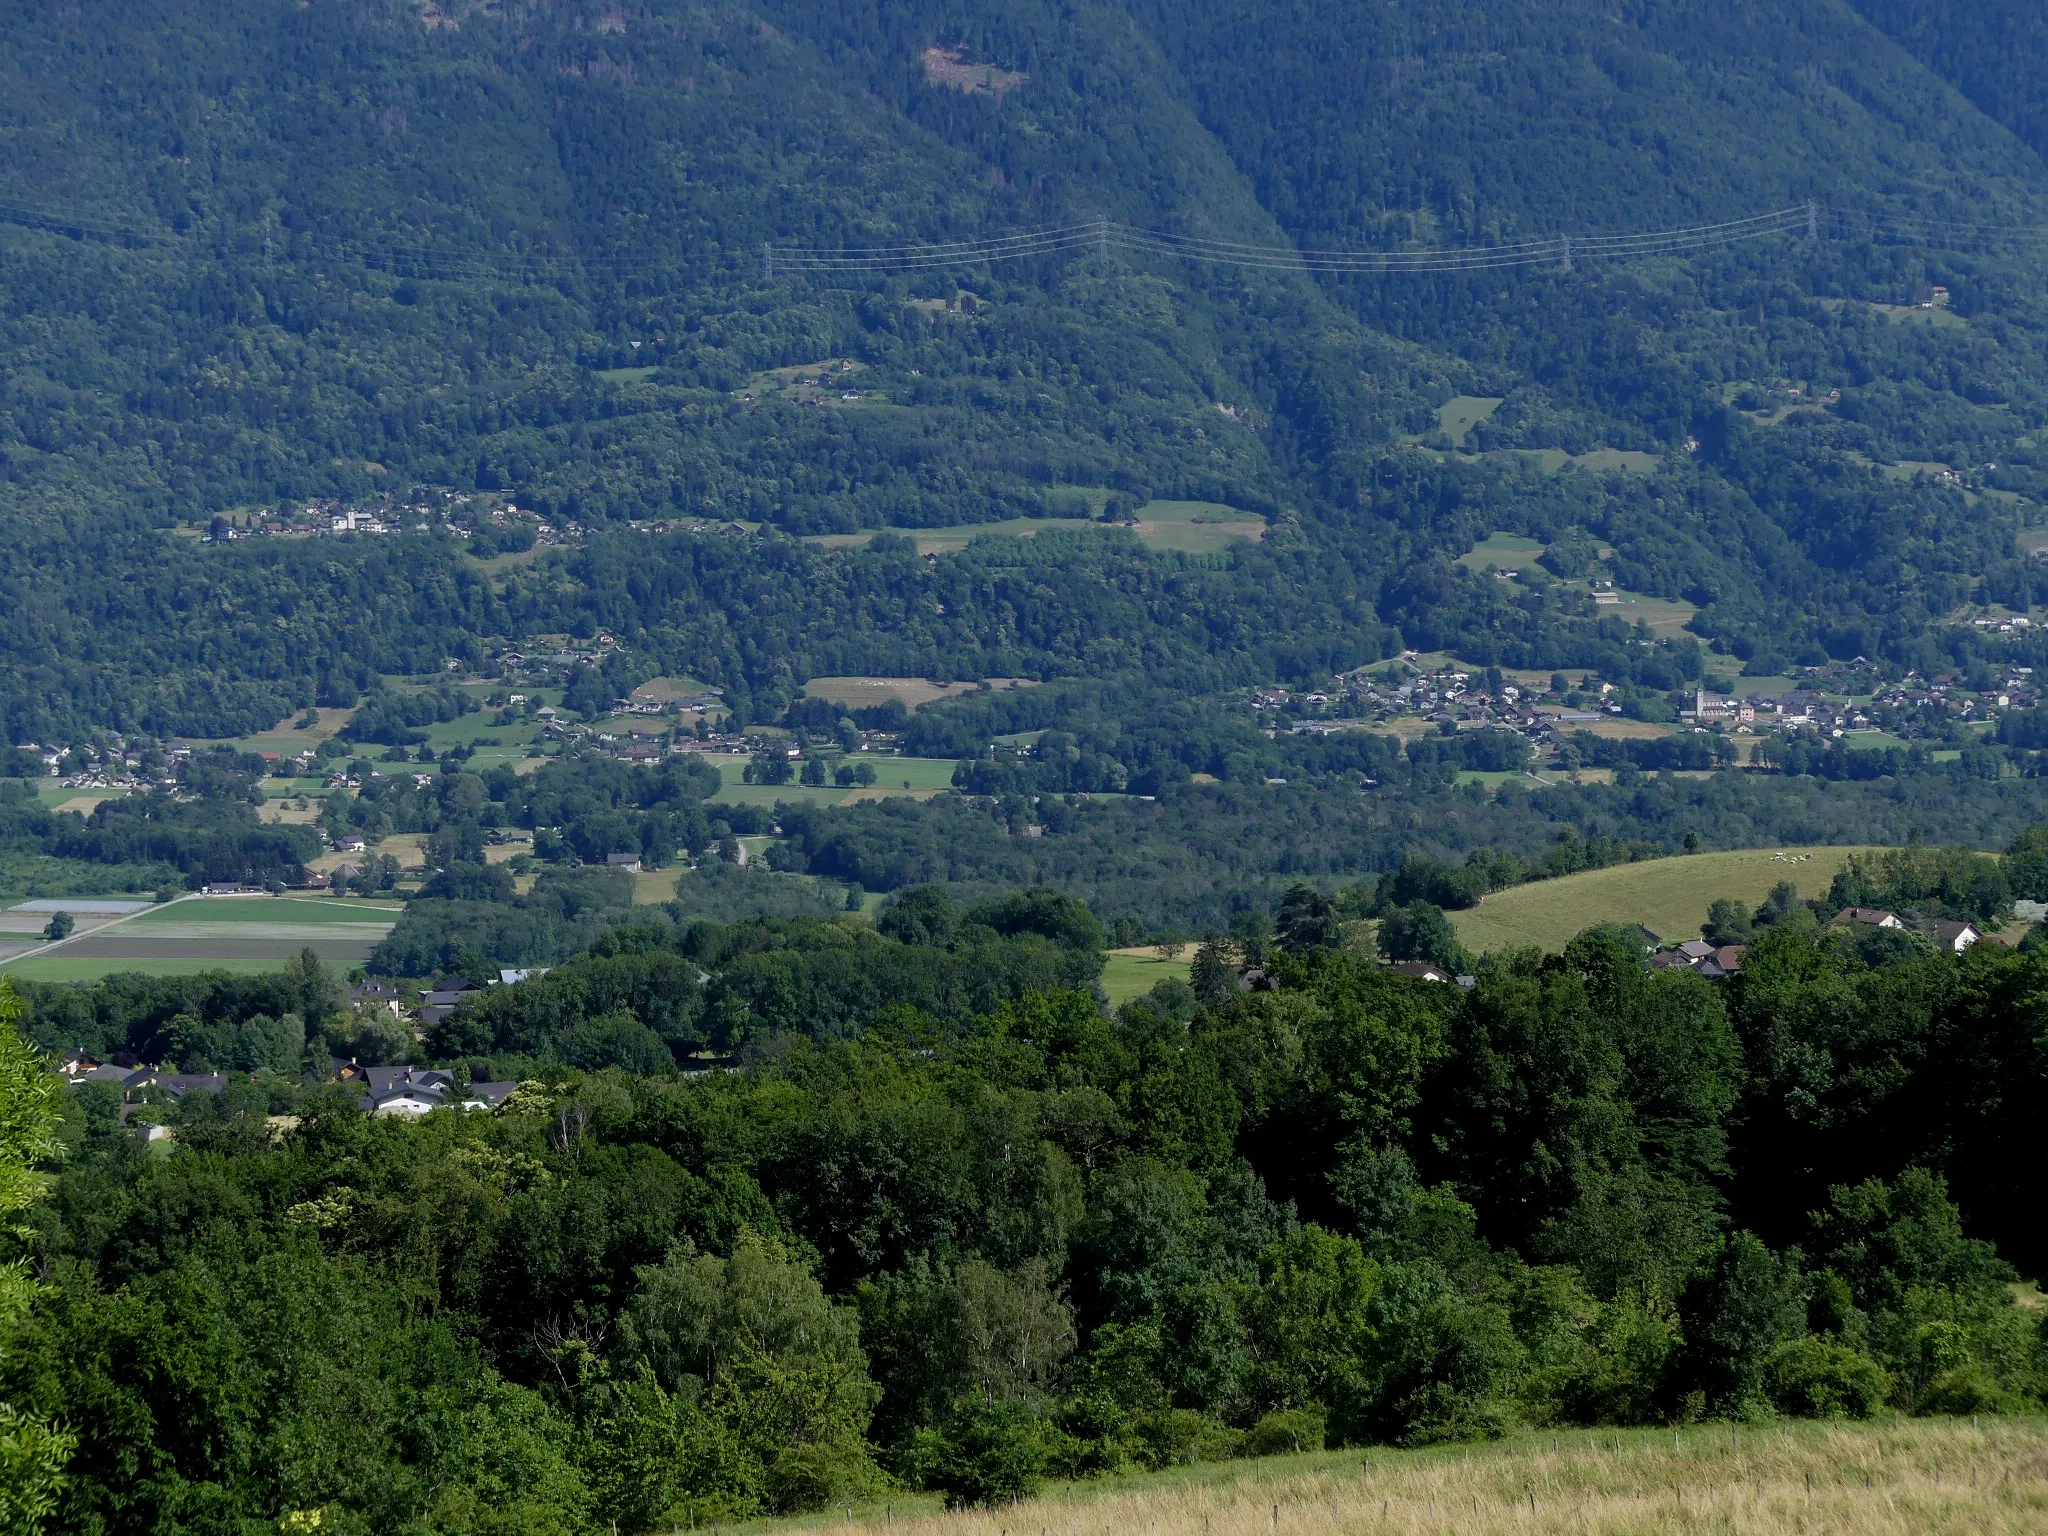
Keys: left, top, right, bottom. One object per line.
{"left": 362, "top": 1066, "right": 455, "bottom": 1096}
{"left": 1830, "top": 907, "right": 1904, "bottom": 930}
{"left": 125, "top": 1070, "right": 229, "bottom": 1100}
{"left": 1388, "top": 961, "right": 1451, "bottom": 982}
{"left": 1926, "top": 919, "right": 1982, "bottom": 954}
{"left": 1700, "top": 945, "right": 1748, "bottom": 979}
{"left": 369, "top": 1086, "right": 446, "bottom": 1117}
{"left": 349, "top": 979, "right": 405, "bottom": 1016}
{"left": 421, "top": 977, "right": 479, "bottom": 1009}
{"left": 1649, "top": 941, "right": 1747, "bottom": 979}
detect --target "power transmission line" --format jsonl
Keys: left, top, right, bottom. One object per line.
{"left": 4, "top": 193, "right": 2047, "bottom": 286}
{"left": 773, "top": 206, "right": 1818, "bottom": 274}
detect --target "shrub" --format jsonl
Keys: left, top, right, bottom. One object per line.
{"left": 1763, "top": 1337, "right": 1891, "bottom": 1418}
{"left": 928, "top": 1402, "right": 1044, "bottom": 1508}
{"left": 1918, "top": 1362, "right": 2011, "bottom": 1417}
{"left": 767, "top": 1441, "right": 885, "bottom": 1514}
{"left": 1133, "top": 1409, "right": 1241, "bottom": 1468}
{"left": 1243, "top": 1408, "right": 1326, "bottom": 1456}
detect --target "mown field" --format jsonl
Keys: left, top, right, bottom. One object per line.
{"left": 799, "top": 499, "right": 1266, "bottom": 559}
{"left": 1102, "top": 947, "right": 1193, "bottom": 1003}
{"left": 702, "top": 754, "right": 966, "bottom": 808}
{"left": 750, "top": 1418, "right": 2047, "bottom": 1536}
{"left": 0, "top": 894, "right": 399, "bottom": 981}
{"left": 1448, "top": 846, "right": 1883, "bottom": 954}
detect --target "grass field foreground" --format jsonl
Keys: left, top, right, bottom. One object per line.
{"left": 1449, "top": 846, "right": 1883, "bottom": 954}
{"left": 758, "top": 1418, "right": 2046, "bottom": 1536}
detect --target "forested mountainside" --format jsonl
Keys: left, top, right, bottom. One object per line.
{"left": 6, "top": 0, "right": 2048, "bottom": 735}
{"left": 1849, "top": 0, "right": 2048, "bottom": 167}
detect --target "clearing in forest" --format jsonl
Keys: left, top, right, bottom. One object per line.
{"left": 801, "top": 500, "right": 1264, "bottom": 558}
{"left": 801, "top": 678, "right": 1038, "bottom": 710}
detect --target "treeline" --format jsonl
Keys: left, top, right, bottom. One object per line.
{"left": 326, "top": 755, "right": 734, "bottom": 872}
{"left": 11, "top": 912, "right": 2048, "bottom": 1533}
{"left": 0, "top": 779, "right": 314, "bottom": 890}
{"left": 762, "top": 769, "right": 2048, "bottom": 934}
{"left": 338, "top": 685, "right": 481, "bottom": 747}
{"left": 422, "top": 888, "right": 1105, "bottom": 1066}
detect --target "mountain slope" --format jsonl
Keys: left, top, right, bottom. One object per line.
{"left": 4, "top": 0, "right": 2048, "bottom": 731}
{"left": 1847, "top": 0, "right": 2048, "bottom": 169}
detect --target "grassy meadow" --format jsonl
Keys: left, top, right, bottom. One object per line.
{"left": 702, "top": 753, "right": 966, "bottom": 809}
{"left": 798, "top": 499, "right": 1265, "bottom": 559}
{"left": 1102, "top": 947, "right": 1194, "bottom": 1003}
{"left": 748, "top": 1417, "right": 2048, "bottom": 1536}
{"left": 1449, "top": 846, "right": 1881, "bottom": 954}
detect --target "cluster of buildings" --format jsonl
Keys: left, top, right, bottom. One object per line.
{"left": 1867, "top": 670, "right": 2037, "bottom": 723}
{"left": 1258, "top": 662, "right": 1619, "bottom": 741}
{"left": 1650, "top": 939, "right": 1749, "bottom": 978}
{"left": 350, "top": 972, "right": 546, "bottom": 1034}
{"left": 53, "top": 1049, "right": 520, "bottom": 1119}
{"left": 1688, "top": 688, "right": 1867, "bottom": 733}
{"left": 1823, "top": 907, "right": 1982, "bottom": 953}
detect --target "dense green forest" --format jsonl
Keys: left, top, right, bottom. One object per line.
{"left": 5, "top": 892, "right": 2047, "bottom": 1533}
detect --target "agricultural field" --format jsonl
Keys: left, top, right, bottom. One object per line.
{"left": 1448, "top": 846, "right": 1882, "bottom": 955}
{"left": 34, "top": 784, "right": 130, "bottom": 816}
{"left": 753, "top": 1417, "right": 2047, "bottom": 1536}
{"left": 308, "top": 833, "right": 427, "bottom": 877}
{"left": 0, "top": 894, "right": 399, "bottom": 981}
{"left": 1544, "top": 715, "right": 1678, "bottom": 742}
{"left": 191, "top": 681, "right": 564, "bottom": 777}
{"left": 185, "top": 705, "right": 357, "bottom": 757}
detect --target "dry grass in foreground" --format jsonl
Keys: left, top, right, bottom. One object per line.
{"left": 757, "top": 1418, "right": 2048, "bottom": 1536}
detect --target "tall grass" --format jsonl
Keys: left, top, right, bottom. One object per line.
{"left": 751, "top": 1418, "right": 2048, "bottom": 1536}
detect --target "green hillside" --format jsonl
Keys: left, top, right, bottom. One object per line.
{"left": 4, "top": 0, "right": 2048, "bottom": 739}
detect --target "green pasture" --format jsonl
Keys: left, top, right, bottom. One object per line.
{"left": 1456, "top": 533, "right": 1545, "bottom": 570}
{"left": 1448, "top": 846, "right": 1882, "bottom": 956}
{"left": 1435, "top": 394, "right": 1502, "bottom": 445}
{"left": 1101, "top": 950, "right": 1192, "bottom": 1005}
{"left": 705, "top": 756, "right": 960, "bottom": 808}
{"left": 799, "top": 498, "right": 1264, "bottom": 559}
{"left": 126, "top": 897, "right": 403, "bottom": 926}
{"left": 1129, "top": 500, "right": 1267, "bottom": 554}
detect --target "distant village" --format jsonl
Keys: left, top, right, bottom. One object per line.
{"left": 195, "top": 487, "right": 758, "bottom": 547}
{"left": 1245, "top": 653, "right": 2040, "bottom": 755}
